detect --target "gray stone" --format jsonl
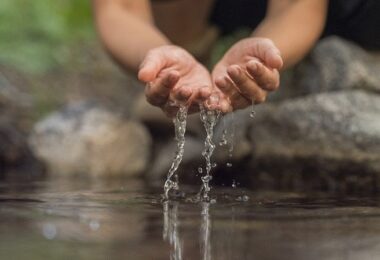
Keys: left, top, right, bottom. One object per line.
{"left": 29, "top": 101, "right": 152, "bottom": 177}
{"left": 251, "top": 90, "right": 380, "bottom": 164}
{"left": 0, "top": 71, "right": 42, "bottom": 177}
{"left": 293, "top": 37, "right": 380, "bottom": 94}
{"left": 247, "top": 90, "right": 380, "bottom": 192}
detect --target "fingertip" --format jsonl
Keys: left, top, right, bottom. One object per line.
{"left": 247, "top": 60, "right": 261, "bottom": 76}
{"left": 267, "top": 53, "right": 283, "bottom": 70}
{"left": 220, "top": 100, "right": 232, "bottom": 114}
{"left": 137, "top": 68, "right": 153, "bottom": 83}
{"left": 227, "top": 65, "right": 241, "bottom": 78}
{"left": 199, "top": 87, "right": 212, "bottom": 100}
{"left": 176, "top": 87, "right": 192, "bottom": 101}
{"left": 214, "top": 76, "right": 226, "bottom": 89}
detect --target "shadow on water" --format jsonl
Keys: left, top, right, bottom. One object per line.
{"left": 2, "top": 178, "right": 380, "bottom": 259}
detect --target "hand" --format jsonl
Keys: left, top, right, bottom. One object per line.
{"left": 211, "top": 38, "right": 283, "bottom": 112}
{"left": 138, "top": 45, "right": 212, "bottom": 117}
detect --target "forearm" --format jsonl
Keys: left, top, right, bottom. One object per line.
{"left": 92, "top": 0, "right": 170, "bottom": 73}
{"left": 253, "top": 0, "right": 328, "bottom": 69}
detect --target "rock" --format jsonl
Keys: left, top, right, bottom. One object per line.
{"left": 0, "top": 71, "right": 43, "bottom": 178}
{"left": 248, "top": 90, "right": 380, "bottom": 192}
{"left": 293, "top": 36, "right": 380, "bottom": 94}
{"left": 29, "top": 101, "right": 152, "bottom": 177}
{"left": 251, "top": 90, "right": 380, "bottom": 163}
{"left": 270, "top": 37, "right": 380, "bottom": 102}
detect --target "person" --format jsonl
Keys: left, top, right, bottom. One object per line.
{"left": 92, "top": 0, "right": 380, "bottom": 117}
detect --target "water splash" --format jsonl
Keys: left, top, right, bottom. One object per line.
{"left": 226, "top": 112, "right": 235, "bottom": 167}
{"left": 219, "top": 117, "right": 228, "bottom": 147}
{"left": 164, "top": 106, "right": 188, "bottom": 199}
{"left": 199, "top": 105, "right": 221, "bottom": 200}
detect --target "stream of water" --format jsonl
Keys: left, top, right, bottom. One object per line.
{"left": 163, "top": 106, "right": 188, "bottom": 199}
{"left": 199, "top": 106, "right": 221, "bottom": 200}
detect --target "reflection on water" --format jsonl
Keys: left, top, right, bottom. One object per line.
{"left": 200, "top": 202, "right": 211, "bottom": 260}
{"left": 163, "top": 201, "right": 183, "bottom": 260}
{"left": 3, "top": 179, "right": 380, "bottom": 259}
{"left": 163, "top": 201, "right": 212, "bottom": 260}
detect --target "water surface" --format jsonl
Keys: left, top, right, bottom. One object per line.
{"left": 1, "top": 178, "right": 380, "bottom": 260}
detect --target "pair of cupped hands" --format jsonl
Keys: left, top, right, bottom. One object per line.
{"left": 138, "top": 37, "right": 283, "bottom": 117}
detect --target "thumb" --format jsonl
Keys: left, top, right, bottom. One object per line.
{"left": 256, "top": 39, "right": 283, "bottom": 70}
{"left": 138, "top": 50, "right": 166, "bottom": 83}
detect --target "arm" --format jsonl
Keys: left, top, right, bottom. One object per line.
{"left": 92, "top": 0, "right": 212, "bottom": 116}
{"left": 211, "top": 0, "right": 328, "bottom": 112}
{"left": 92, "top": 0, "right": 170, "bottom": 73}
{"left": 254, "top": 0, "right": 328, "bottom": 68}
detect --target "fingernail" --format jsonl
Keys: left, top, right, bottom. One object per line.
{"left": 228, "top": 66, "right": 240, "bottom": 76}
{"left": 248, "top": 61, "right": 258, "bottom": 71}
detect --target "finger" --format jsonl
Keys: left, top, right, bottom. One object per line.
{"left": 198, "top": 86, "right": 212, "bottom": 101}
{"left": 184, "top": 85, "right": 212, "bottom": 110}
{"left": 218, "top": 98, "right": 233, "bottom": 114}
{"left": 138, "top": 50, "right": 166, "bottom": 82}
{"left": 256, "top": 39, "right": 283, "bottom": 70}
{"left": 172, "top": 85, "right": 193, "bottom": 103}
{"left": 246, "top": 60, "right": 280, "bottom": 91}
{"left": 162, "top": 103, "right": 179, "bottom": 118}
{"left": 227, "top": 65, "right": 267, "bottom": 104}
{"left": 202, "top": 89, "right": 233, "bottom": 113}
{"left": 215, "top": 74, "right": 250, "bottom": 108}
{"left": 145, "top": 70, "right": 179, "bottom": 106}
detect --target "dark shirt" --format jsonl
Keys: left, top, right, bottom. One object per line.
{"left": 152, "top": 0, "right": 380, "bottom": 49}
{"left": 210, "top": 0, "right": 380, "bottom": 49}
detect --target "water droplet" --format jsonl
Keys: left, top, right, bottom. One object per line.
{"left": 232, "top": 180, "right": 237, "bottom": 188}
{"left": 226, "top": 162, "right": 232, "bottom": 167}
{"left": 42, "top": 223, "right": 57, "bottom": 240}
{"left": 198, "top": 167, "right": 203, "bottom": 174}
{"left": 219, "top": 129, "right": 228, "bottom": 146}
{"left": 242, "top": 195, "right": 249, "bottom": 202}
{"left": 89, "top": 220, "right": 100, "bottom": 231}
{"left": 250, "top": 101, "right": 256, "bottom": 118}
{"left": 212, "top": 163, "right": 217, "bottom": 168}
{"left": 250, "top": 110, "right": 256, "bottom": 118}
{"left": 219, "top": 139, "right": 227, "bottom": 146}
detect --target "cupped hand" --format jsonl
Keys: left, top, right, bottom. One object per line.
{"left": 138, "top": 45, "right": 212, "bottom": 117}
{"left": 211, "top": 38, "right": 283, "bottom": 113}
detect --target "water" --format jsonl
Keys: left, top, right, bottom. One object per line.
{"left": 164, "top": 106, "right": 188, "bottom": 199}
{"left": 227, "top": 112, "right": 235, "bottom": 167}
{"left": 199, "top": 106, "right": 221, "bottom": 200}
{"left": 2, "top": 178, "right": 380, "bottom": 260}
{"left": 250, "top": 101, "right": 256, "bottom": 118}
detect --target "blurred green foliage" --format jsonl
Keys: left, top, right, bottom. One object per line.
{"left": 0, "top": 0, "right": 94, "bottom": 73}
